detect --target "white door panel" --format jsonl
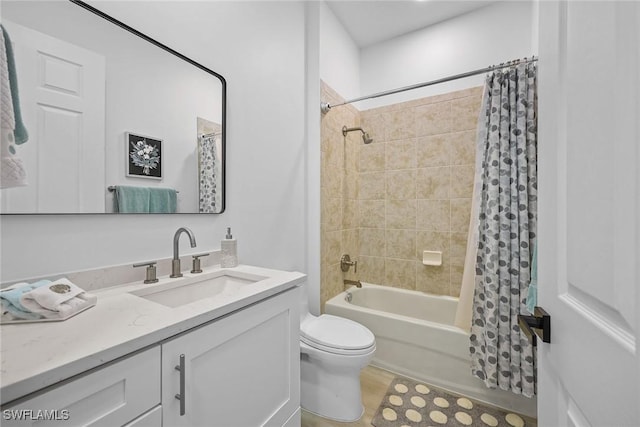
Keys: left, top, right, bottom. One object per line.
{"left": 1, "top": 20, "right": 105, "bottom": 213}
{"left": 538, "top": 1, "right": 639, "bottom": 425}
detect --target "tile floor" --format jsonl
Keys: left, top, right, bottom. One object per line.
{"left": 300, "top": 365, "right": 537, "bottom": 427}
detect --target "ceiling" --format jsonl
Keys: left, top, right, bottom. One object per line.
{"left": 325, "top": 1, "right": 497, "bottom": 48}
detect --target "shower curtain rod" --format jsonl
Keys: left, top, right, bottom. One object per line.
{"left": 321, "top": 56, "right": 538, "bottom": 113}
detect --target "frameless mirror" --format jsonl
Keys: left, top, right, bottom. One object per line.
{"left": 0, "top": 0, "right": 225, "bottom": 214}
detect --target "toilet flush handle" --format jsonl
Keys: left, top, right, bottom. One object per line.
{"left": 340, "top": 254, "right": 357, "bottom": 273}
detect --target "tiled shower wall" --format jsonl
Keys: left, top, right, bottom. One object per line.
{"left": 358, "top": 87, "right": 483, "bottom": 297}
{"left": 320, "top": 82, "right": 360, "bottom": 310}
{"left": 320, "top": 81, "right": 483, "bottom": 310}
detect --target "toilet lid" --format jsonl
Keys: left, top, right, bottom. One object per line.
{"left": 300, "top": 314, "right": 375, "bottom": 351}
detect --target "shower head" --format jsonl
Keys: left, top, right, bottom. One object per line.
{"left": 342, "top": 126, "right": 374, "bottom": 144}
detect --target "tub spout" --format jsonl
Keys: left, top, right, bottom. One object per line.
{"left": 343, "top": 279, "right": 362, "bottom": 290}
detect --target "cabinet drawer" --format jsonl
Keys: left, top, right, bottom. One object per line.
{"left": 3, "top": 347, "right": 160, "bottom": 427}
{"left": 123, "top": 406, "right": 161, "bottom": 427}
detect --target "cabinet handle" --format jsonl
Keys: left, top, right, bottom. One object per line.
{"left": 174, "top": 354, "right": 186, "bottom": 416}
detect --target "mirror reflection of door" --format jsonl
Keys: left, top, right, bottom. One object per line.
{"left": 1, "top": 20, "right": 106, "bottom": 213}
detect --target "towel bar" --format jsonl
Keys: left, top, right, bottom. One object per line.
{"left": 108, "top": 185, "right": 179, "bottom": 193}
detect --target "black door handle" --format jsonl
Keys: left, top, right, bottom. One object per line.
{"left": 518, "top": 307, "right": 551, "bottom": 346}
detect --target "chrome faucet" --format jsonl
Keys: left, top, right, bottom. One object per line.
{"left": 343, "top": 279, "right": 362, "bottom": 290}
{"left": 171, "top": 227, "right": 197, "bottom": 278}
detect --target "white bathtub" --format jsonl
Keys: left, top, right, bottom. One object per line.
{"left": 325, "top": 283, "right": 537, "bottom": 418}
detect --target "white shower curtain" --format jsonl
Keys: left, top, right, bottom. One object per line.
{"left": 453, "top": 86, "right": 489, "bottom": 332}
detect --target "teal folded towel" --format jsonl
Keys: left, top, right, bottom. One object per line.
{"left": 115, "top": 185, "right": 150, "bottom": 213}
{"left": 1, "top": 25, "right": 28, "bottom": 145}
{"left": 1, "top": 280, "right": 51, "bottom": 320}
{"left": 526, "top": 243, "right": 538, "bottom": 314}
{"left": 149, "top": 187, "right": 177, "bottom": 213}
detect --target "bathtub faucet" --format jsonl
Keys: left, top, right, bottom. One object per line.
{"left": 343, "top": 279, "right": 362, "bottom": 290}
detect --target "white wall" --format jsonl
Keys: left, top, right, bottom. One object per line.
{"left": 359, "top": 1, "right": 537, "bottom": 109}
{"left": 0, "top": 1, "right": 308, "bottom": 282}
{"left": 319, "top": 2, "right": 360, "bottom": 102}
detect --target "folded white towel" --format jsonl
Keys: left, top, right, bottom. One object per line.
{"left": 20, "top": 278, "right": 96, "bottom": 320}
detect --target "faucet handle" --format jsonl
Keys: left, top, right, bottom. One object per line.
{"left": 191, "top": 253, "right": 210, "bottom": 274}
{"left": 340, "top": 254, "right": 357, "bottom": 273}
{"left": 133, "top": 261, "right": 159, "bottom": 284}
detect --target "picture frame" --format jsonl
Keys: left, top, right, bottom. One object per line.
{"left": 125, "top": 132, "right": 163, "bottom": 180}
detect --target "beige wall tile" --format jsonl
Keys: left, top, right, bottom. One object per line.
{"left": 451, "top": 198, "right": 472, "bottom": 233}
{"left": 416, "top": 101, "right": 451, "bottom": 136}
{"left": 384, "top": 259, "right": 417, "bottom": 290}
{"left": 359, "top": 172, "right": 386, "bottom": 200}
{"left": 360, "top": 143, "right": 385, "bottom": 172}
{"left": 416, "top": 230, "right": 450, "bottom": 261}
{"left": 386, "top": 170, "right": 416, "bottom": 200}
{"left": 451, "top": 232, "right": 469, "bottom": 259}
{"left": 349, "top": 85, "right": 482, "bottom": 298}
{"left": 321, "top": 155, "right": 342, "bottom": 196}
{"left": 451, "top": 96, "right": 482, "bottom": 132}
{"left": 387, "top": 108, "right": 416, "bottom": 141}
{"left": 342, "top": 229, "right": 359, "bottom": 259}
{"left": 385, "top": 229, "right": 416, "bottom": 260}
{"left": 386, "top": 139, "right": 417, "bottom": 170}
{"left": 343, "top": 198, "right": 358, "bottom": 230}
{"left": 359, "top": 256, "right": 385, "bottom": 284}
{"left": 322, "top": 197, "right": 342, "bottom": 231}
{"left": 386, "top": 199, "right": 416, "bottom": 229}
{"left": 416, "top": 135, "right": 451, "bottom": 168}
{"left": 321, "top": 230, "right": 342, "bottom": 267}
{"left": 359, "top": 200, "right": 385, "bottom": 228}
{"left": 359, "top": 228, "right": 386, "bottom": 257}
{"left": 450, "top": 130, "right": 476, "bottom": 165}
{"left": 416, "top": 262, "right": 451, "bottom": 295}
{"left": 344, "top": 170, "right": 359, "bottom": 200}
{"left": 451, "top": 165, "right": 474, "bottom": 198}
{"left": 321, "top": 264, "right": 343, "bottom": 312}
{"left": 361, "top": 112, "right": 388, "bottom": 143}
{"left": 416, "top": 199, "right": 450, "bottom": 231}
{"left": 345, "top": 136, "right": 360, "bottom": 172}
{"left": 416, "top": 167, "right": 450, "bottom": 199}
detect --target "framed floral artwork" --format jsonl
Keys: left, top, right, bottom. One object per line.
{"left": 126, "top": 132, "right": 162, "bottom": 180}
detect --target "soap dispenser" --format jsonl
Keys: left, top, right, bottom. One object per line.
{"left": 220, "top": 227, "right": 238, "bottom": 268}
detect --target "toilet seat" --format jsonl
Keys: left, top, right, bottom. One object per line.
{"left": 301, "top": 314, "right": 375, "bottom": 355}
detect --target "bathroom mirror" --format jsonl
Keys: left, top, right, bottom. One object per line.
{"left": 0, "top": 0, "right": 226, "bottom": 214}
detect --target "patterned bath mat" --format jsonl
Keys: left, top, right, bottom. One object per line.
{"left": 371, "top": 376, "right": 533, "bottom": 427}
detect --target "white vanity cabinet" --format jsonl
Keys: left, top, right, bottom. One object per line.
{"left": 161, "top": 287, "right": 300, "bottom": 427}
{"left": 1, "top": 275, "right": 302, "bottom": 427}
{"left": 2, "top": 348, "right": 161, "bottom": 427}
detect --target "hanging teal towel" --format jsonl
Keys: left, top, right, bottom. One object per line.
{"left": 115, "top": 186, "right": 150, "bottom": 213}
{"left": 149, "top": 187, "right": 177, "bottom": 213}
{"left": 2, "top": 25, "right": 28, "bottom": 144}
{"left": 526, "top": 243, "right": 538, "bottom": 314}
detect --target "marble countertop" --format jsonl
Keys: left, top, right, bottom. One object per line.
{"left": 0, "top": 265, "right": 305, "bottom": 406}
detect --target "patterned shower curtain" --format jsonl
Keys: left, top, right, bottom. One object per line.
{"left": 469, "top": 62, "right": 538, "bottom": 397}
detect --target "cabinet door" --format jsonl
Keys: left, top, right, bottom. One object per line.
{"left": 3, "top": 347, "right": 160, "bottom": 427}
{"left": 162, "top": 288, "right": 300, "bottom": 427}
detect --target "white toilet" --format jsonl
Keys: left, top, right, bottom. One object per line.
{"left": 299, "top": 284, "right": 376, "bottom": 422}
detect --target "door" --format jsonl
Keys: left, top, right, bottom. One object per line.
{"left": 161, "top": 289, "right": 300, "bottom": 427}
{"left": 537, "top": 1, "right": 640, "bottom": 425}
{"left": 1, "top": 20, "right": 105, "bottom": 213}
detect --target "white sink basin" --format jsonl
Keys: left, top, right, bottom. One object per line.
{"left": 130, "top": 271, "right": 267, "bottom": 308}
